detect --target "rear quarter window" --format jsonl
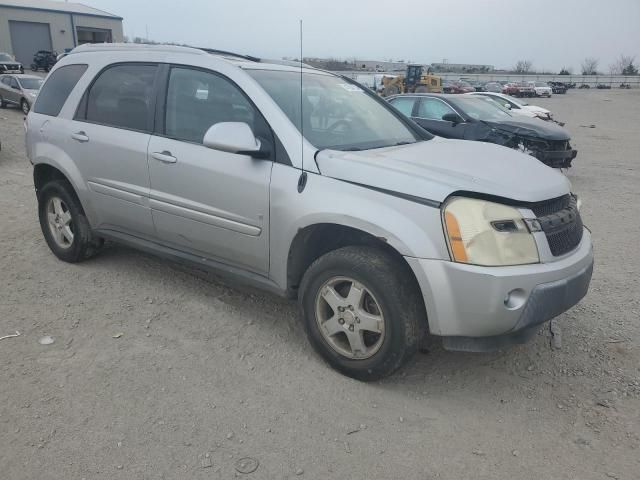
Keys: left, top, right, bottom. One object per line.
{"left": 33, "top": 64, "right": 87, "bottom": 116}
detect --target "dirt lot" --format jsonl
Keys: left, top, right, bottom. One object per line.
{"left": 1, "top": 89, "right": 639, "bottom": 480}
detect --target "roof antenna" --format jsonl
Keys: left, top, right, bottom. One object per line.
{"left": 297, "top": 19, "right": 307, "bottom": 193}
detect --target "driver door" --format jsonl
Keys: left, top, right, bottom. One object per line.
{"left": 147, "top": 66, "right": 273, "bottom": 274}
{"left": 413, "top": 97, "right": 467, "bottom": 139}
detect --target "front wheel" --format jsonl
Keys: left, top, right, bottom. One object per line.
{"left": 38, "top": 180, "right": 103, "bottom": 263}
{"left": 21, "top": 99, "right": 30, "bottom": 115}
{"left": 31, "top": 64, "right": 37, "bottom": 71}
{"left": 299, "top": 246, "right": 425, "bottom": 381}
{"left": 0, "top": 95, "right": 6, "bottom": 108}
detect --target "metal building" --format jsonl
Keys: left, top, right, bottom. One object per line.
{"left": 0, "top": 0, "right": 123, "bottom": 65}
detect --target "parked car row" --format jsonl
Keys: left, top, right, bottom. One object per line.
{"left": 440, "top": 79, "right": 577, "bottom": 97}
{"left": 24, "top": 43, "right": 593, "bottom": 380}
{"left": 0, "top": 50, "right": 59, "bottom": 74}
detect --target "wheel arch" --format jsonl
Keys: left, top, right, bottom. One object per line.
{"left": 285, "top": 223, "right": 426, "bottom": 328}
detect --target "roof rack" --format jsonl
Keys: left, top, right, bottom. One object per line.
{"left": 198, "top": 48, "right": 260, "bottom": 63}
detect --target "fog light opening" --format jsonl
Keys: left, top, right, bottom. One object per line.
{"left": 504, "top": 288, "right": 527, "bottom": 310}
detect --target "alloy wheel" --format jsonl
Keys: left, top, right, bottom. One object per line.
{"left": 314, "top": 276, "right": 385, "bottom": 359}
{"left": 46, "top": 196, "right": 74, "bottom": 249}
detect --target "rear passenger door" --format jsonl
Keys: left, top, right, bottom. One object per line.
{"left": 147, "top": 66, "right": 273, "bottom": 274}
{"left": 70, "top": 63, "right": 159, "bottom": 239}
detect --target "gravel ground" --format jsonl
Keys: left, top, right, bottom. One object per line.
{"left": 0, "top": 89, "right": 639, "bottom": 480}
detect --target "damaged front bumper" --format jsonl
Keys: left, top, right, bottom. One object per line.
{"left": 533, "top": 146, "right": 578, "bottom": 168}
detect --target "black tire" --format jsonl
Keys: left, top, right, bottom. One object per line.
{"left": 37, "top": 180, "right": 103, "bottom": 263}
{"left": 21, "top": 99, "right": 29, "bottom": 115}
{"left": 0, "top": 95, "right": 6, "bottom": 108}
{"left": 299, "top": 246, "right": 425, "bottom": 381}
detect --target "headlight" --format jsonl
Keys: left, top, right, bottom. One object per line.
{"left": 442, "top": 197, "right": 539, "bottom": 266}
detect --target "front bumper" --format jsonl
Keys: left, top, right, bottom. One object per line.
{"left": 535, "top": 147, "right": 578, "bottom": 168}
{"left": 405, "top": 228, "right": 593, "bottom": 348}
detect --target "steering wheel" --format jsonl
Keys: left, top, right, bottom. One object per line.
{"left": 325, "top": 119, "right": 354, "bottom": 134}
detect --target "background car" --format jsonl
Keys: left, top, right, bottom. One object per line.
{"left": 0, "top": 52, "right": 24, "bottom": 74}
{"left": 0, "top": 74, "right": 43, "bottom": 114}
{"left": 483, "top": 81, "right": 503, "bottom": 93}
{"left": 503, "top": 82, "right": 535, "bottom": 97}
{"left": 548, "top": 81, "right": 567, "bottom": 94}
{"left": 467, "top": 91, "right": 554, "bottom": 120}
{"left": 529, "top": 81, "right": 552, "bottom": 97}
{"left": 387, "top": 93, "right": 577, "bottom": 168}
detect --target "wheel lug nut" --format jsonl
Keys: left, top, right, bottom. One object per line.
{"left": 338, "top": 318, "right": 345, "bottom": 324}
{"left": 348, "top": 325, "right": 354, "bottom": 331}
{"left": 338, "top": 306, "right": 345, "bottom": 312}
{"left": 356, "top": 318, "right": 360, "bottom": 323}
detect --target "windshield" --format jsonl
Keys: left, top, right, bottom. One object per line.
{"left": 18, "top": 78, "right": 43, "bottom": 90}
{"left": 535, "top": 82, "right": 548, "bottom": 87}
{"left": 454, "top": 97, "right": 513, "bottom": 121}
{"left": 502, "top": 94, "right": 527, "bottom": 106}
{"left": 457, "top": 81, "right": 472, "bottom": 88}
{"left": 0, "top": 53, "right": 13, "bottom": 62}
{"left": 247, "top": 69, "right": 422, "bottom": 151}
{"left": 479, "top": 95, "right": 513, "bottom": 112}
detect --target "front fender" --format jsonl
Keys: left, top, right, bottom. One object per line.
{"left": 268, "top": 164, "right": 449, "bottom": 290}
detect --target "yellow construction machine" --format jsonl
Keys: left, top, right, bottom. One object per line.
{"left": 380, "top": 64, "right": 442, "bottom": 96}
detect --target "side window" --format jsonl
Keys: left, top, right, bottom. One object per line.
{"left": 165, "top": 67, "right": 266, "bottom": 145}
{"left": 10, "top": 77, "right": 19, "bottom": 88}
{"left": 33, "top": 64, "right": 87, "bottom": 116}
{"left": 417, "top": 98, "right": 456, "bottom": 120}
{"left": 389, "top": 97, "right": 416, "bottom": 117}
{"left": 1, "top": 77, "right": 9, "bottom": 86}
{"left": 85, "top": 64, "right": 157, "bottom": 132}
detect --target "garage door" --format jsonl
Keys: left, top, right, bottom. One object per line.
{"left": 9, "top": 21, "right": 52, "bottom": 66}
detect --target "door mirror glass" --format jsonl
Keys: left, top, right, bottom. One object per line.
{"left": 441, "top": 112, "right": 462, "bottom": 124}
{"left": 503, "top": 102, "right": 512, "bottom": 109}
{"left": 203, "top": 122, "right": 263, "bottom": 156}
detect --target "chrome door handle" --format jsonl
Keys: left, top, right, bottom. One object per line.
{"left": 71, "top": 131, "right": 89, "bottom": 142}
{"left": 151, "top": 151, "right": 177, "bottom": 164}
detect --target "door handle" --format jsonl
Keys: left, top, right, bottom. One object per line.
{"left": 151, "top": 151, "right": 177, "bottom": 164}
{"left": 71, "top": 131, "right": 89, "bottom": 142}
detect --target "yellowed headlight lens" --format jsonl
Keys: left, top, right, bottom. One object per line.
{"left": 443, "top": 197, "right": 540, "bottom": 266}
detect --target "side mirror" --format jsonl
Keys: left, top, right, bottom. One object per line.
{"left": 504, "top": 103, "right": 512, "bottom": 109}
{"left": 442, "top": 112, "right": 462, "bottom": 124}
{"left": 203, "top": 122, "right": 266, "bottom": 158}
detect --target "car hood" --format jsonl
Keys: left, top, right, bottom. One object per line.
{"left": 522, "top": 105, "right": 550, "bottom": 115}
{"left": 0, "top": 61, "right": 21, "bottom": 66}
{"left": 481, "top": 117, "right": 569, "bottom": 140}
{"left": 316, "top": 137, "right": 570, "bottom": 204}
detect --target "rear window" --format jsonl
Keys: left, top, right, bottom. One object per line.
{"left": 83, "top": 63, "right": 157, "bottom": 132}
{"left": 33, "top": 64, "right": 87, "bottom": 116}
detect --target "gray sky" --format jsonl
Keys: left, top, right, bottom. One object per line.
{"left": 91, "top": 0, "right": 639, "bottom": 72}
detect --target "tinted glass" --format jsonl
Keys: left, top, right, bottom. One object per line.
{"left": 0, "top": 77, "right": 9, "bottom": 85}
{"left": 248, "top": 69, "right": 424, "bottom": 151}
{"left": 33, "top": 64, "right": 87, "bottom": 116}
{"left": 417, "top": 98, "right": 456, "bottom": 120}
{"left": 86, "top": 64, "right": 157, "bottom": 131}
{"left": 389, "top": 97, "right": 416, "bottom": 117}
{"left": 453, "top": 97, "right": 512, "bottom": 121}
{"left": 19, "top": 78, "right": 43, "bottom": 90}
{"left": 165, "top": 67, "right": 261, "bottom": 144}
{"left": 0, "top": 53, "right": 12, "bottom": 62}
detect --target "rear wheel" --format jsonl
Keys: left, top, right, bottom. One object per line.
{"left": 21, "top": 99, "right": 29, "bottom": 115}
{"left": 38, "top": 180, "right": 103, "bottom": 263}
{"left": 299, "top": 246, "right": 425, "bottom": 381}
{"left": 0, "top": 95, "right": 6, "bottom": 108}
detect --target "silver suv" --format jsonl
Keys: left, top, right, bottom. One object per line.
{"left": 26, "top": 44, "right": 593, "bottom": 380}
